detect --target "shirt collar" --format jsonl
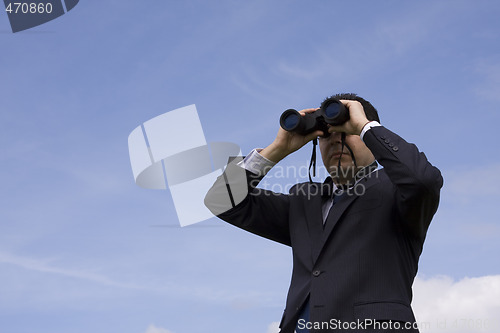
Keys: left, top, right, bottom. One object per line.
{"left": 321, "top": 160, "right": 378, "bottom": 197}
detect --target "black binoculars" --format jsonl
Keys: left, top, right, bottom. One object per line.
{"left": 280, "top": 98, "right": 349, "bottom": 136}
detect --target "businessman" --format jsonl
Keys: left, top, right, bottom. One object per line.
{"left": 204, "top": 93, "right": 443, "bottom": 332}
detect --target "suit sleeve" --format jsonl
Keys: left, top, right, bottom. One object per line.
{"left": 363, "top": 126, "right": 443, "bottom": 238}
{"left": 204, "top": 157, "right": 292, "bottom": 246}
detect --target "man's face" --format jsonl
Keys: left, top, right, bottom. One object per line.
{"left": 318, "top": 131, "right": 375, "bottom": 179}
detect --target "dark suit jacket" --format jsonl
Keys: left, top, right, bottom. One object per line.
{"left": 205, "top": 126, "right": 443, "bottom": 332}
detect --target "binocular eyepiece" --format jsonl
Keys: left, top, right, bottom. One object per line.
{"left": 280, "top": 98, "right": 349, "bottom": 137}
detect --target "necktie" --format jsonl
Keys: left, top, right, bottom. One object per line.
{"left": 322, "top": 189, "right": 343, "bottom": 226}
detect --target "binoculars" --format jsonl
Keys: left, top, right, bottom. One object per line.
{"left": 280, "top": 98, "right": 349, "bottom": 136}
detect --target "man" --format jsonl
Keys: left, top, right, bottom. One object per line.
{"left": 204, "top": 93, "right": 443, "bottom": 332}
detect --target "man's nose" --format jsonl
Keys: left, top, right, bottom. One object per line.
{"left": 327, "top": 131, "right": 343, "bottom": 144}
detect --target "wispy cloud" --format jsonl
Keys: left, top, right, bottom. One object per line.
{"left": 0, "top": 251, "right": 145, "bottom": 290}
{"left": 232, "top": 2, "right": 450, "bottom": 108}
{"left": 0, "top": 250, "right": 282, "bottom": 308}
{"left": 143, "top": 324, "right": 174, "bottom": 333}
{"left": 276, "top": 52, "right": 347, "bottom": 82}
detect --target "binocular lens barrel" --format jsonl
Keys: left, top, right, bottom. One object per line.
{"left": 324, "top": 102, "right": 341, "bottom": 119}
{"left": 280, "top": 109, "right": 302, "bottom": 131}
{"left": 321, "top": 99, "right": 349, "bottom": 125}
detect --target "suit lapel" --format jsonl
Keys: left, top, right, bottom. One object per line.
{"left": 311, "top": 171, "right": 382, "bottom": 263}
{"left": 301, "top": 183, "right": 324, "bottom": 266}
{"left": 310, "top": 192, "right": 358, "bottom": 262}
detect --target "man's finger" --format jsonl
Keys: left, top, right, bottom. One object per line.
{"left": 298, "top": 108, "right": 319, "bottom": 115}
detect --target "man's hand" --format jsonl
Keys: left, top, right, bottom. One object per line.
{"left": 260, "top": 108, "right": 324, "bottom": 163}
{"left": 327, "top": 100, "right": 371, "bottom": 136}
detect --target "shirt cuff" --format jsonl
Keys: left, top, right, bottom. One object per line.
{"left": 360, "top": 121, "right": 381, "bottom": 141}
{"left": 237, "top": 148, "right": 276, "bottom": 177}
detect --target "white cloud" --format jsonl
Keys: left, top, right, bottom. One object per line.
{"left": 413, "top": 275, "right": 500, "bottom": 333}
{"left": 143, "top": 324, "right": 174, "bottom": 333}
{"left": 266, "top": 321, "right": 280, "bottom": 333}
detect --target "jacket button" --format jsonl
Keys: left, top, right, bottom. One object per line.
{"left": 388, "top": 142, "right": 394, "bottom": 147}
{"left": 384, "top": 139, "right": 390, "bottom": 144}
{"left": 312, "top": 270, "right": 321, "bottom": 277}
{"left": 380, "top": 136, "right": 386, "bottom": 140}
{"left": 392, "top": 146, "right": 399, "bottom": 151}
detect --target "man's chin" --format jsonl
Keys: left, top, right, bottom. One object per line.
{"left": 328, "top": 165, "right": 358, "bottom": 179}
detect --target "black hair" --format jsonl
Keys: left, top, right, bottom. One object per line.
{"left": 324, "top": 93, "right": 380, "bottom": 123}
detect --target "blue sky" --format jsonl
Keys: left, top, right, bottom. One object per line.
{"left": 1, "top": 1, "right": 499, "bottom": 333}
